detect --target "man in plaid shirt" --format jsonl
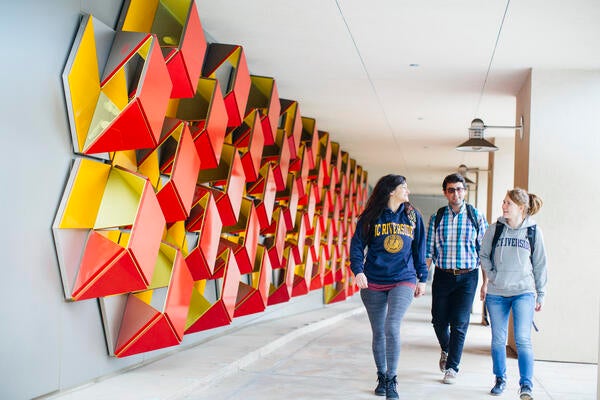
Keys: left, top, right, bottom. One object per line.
{"left": 426, "top": 173, "right": 488, "bottom": 384}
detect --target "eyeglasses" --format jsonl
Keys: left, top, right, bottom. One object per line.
{"left": 445, "top": 187, "right": 465, "bottom": 194}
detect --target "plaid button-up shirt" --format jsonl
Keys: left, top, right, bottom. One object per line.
{"left": 426, "top": 203, "right": 488, "bottom": 270}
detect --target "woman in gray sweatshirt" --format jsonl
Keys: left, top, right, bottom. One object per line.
{"left": 480, "top": 188, "right": 547, "bottom": 400}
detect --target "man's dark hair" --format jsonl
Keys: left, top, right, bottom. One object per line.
{"left": 442, "top": 173, "right": 466, "bottom": 191}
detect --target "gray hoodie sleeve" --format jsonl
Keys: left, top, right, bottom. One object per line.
{"left": 532, "top": 227, "right": 548, "bottom": 305}
{"left": 479, "top": 222, "right": 497, "bottom": 279}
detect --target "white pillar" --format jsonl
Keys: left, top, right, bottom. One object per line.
{"left": 515, "top": 69, "right": 600, "bottom": 363}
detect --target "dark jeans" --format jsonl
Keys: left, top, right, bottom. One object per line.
{"left": 361, "top": 285, "right": 414, "bottom": 378}
{"left": 431, "top": 268, "right": 479, "bottom": 372}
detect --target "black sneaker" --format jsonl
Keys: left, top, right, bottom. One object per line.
{"left": 519, "top": 384, "right": 533, "bottom": 400}
{"left": 386, "top": 375, "right": 399, "bottom": 400}
{"left": 374, "top": 372, "right": 386, "bottom": 396}
{"left": 490, "top": 376, "right": 506, "bottom": 395}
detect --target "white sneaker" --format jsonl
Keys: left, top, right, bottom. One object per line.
{"left": 519, "top": 384, "right": 533, "bottom": 400}
{"left": 443, "top": 368, "right": 457, "bottom": 384}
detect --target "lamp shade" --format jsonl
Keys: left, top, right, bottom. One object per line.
{"left": 456, "top": 118, "right": 498, "bottom": 152}
{"left": 457, "top": 164, "right": 475, "bottom": 183}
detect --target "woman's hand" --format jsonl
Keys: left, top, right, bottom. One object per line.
{"left": 355, "top": 272, "right": 368, "bottom": 289}
{"left": 414, "top": 282, "right": 426, "bottom": 297}
{"left": 535, "top": 302, "right": 543, "bottom": 312}
{"left": 480, "top": 281, "right": 488, "bottom": 301}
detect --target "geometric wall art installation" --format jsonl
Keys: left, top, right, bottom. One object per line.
{"left": 245, "top": 75, "right": 280, "bottom": 146}
{"left": 247, "top": 163, "right": 277, "bottom": 229}
{"left": 58, "top": 5, "right": 369, "bottom": 357}
{"left": 63, "top": 14, "right": 172, "bottom": 156}
{"left": 53, "top": 157, "right": 166, "bottom": 301}
{"left": 220, "top": 197, "right": 260, "bottom": 276}
{"left": 228, "top": 110, "right": 266, "bottom": 183}
{"left": 267, "top": 248, "right": 296, "bottom": 306}
{"left": 234, "top": 244, "right": 272, "bottom": 318}
{"left": 202, "top": 43, "right": 251, "bottom": 128}
{"left": 279, "top": 99, "right": 303, "bottom": 161}
{"left": 185, "top": 248, "right": 241, "bottom": 333}
{"left": 185, "top": 189, "right": 222, "bottom": 281}
{"left": 261, "top": 128, "right": 292, "bottom": 192}
{"left": 262, "top": 207, "right": 288, "bottom": 271}
{"left": 138, "top": 119, "right": 201, "bottom": 223}
{"left": 118, "top": 0, "right": 207, "bottom": 99}
{"left": 196, "top": 144, "right": 245, "bottom": 227}
{"left": 113, "top": 243, "right": 194, "bottom": 357}
{"left": 170, "top": 77, "right": 228, "bottom": 170}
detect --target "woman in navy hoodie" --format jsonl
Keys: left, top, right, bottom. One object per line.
{"left": 350, "top": 174, "right": 428, "bottom": 400}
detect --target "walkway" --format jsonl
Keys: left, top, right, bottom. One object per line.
{"left": 45, "top": 294, "right": 597, "bottom": 400}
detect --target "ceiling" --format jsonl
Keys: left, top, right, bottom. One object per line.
{"left": 196, "top": 0, "right": 600, "bottom": 195}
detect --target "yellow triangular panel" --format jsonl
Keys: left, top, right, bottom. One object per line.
{"left": 120, "top": 0, "right": 159, "bottom": 32}
{"left": 59, "top": 158, "right": 111, "bottom": 229}
{"left": 95, "top": 168, "right": 145, "bottom": 229}
{"left": 102, "top": 68, "right": 129, "bottom": 110}
{"left": 67, "top": 17, "right": 101, "bottom": 153}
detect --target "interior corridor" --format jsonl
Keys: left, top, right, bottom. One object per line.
{"left": 45, "top": 293, "right": 597, "bottom": 400}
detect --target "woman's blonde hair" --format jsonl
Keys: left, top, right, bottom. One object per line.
{"left": 507, "top": 187, "right": 543, "bottom": 216}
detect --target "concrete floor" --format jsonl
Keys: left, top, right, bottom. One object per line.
{"left": 46, "top": 294, "right": 597, "bottom": 400}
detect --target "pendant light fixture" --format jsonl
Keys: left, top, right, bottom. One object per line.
{"left": 457, "top": 1, "right": 518, "bottom": 152}
{"left": 456, "top": 119, "right": 498, "bottom": 152}
{"left": 455, "top": 117, "right": 524, "bottom": 152}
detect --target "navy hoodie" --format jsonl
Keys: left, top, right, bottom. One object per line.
{"left": 350, "top": 203, "right": 428, "bottom": 285}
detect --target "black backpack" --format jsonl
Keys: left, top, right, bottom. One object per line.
{"left": 433, "top": 204, "right": 480, "bottom": 253}
{"left": 489, "top": 223, "right": 536, "bottom": 267}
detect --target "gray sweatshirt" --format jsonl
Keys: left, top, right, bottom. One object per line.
{"left": 480, "top": 216, "right": 547, "bottom": 304}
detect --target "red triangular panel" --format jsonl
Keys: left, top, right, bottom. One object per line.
{"left": 84, "top": 101, "right": 154, "bottom": 154}
{"left": 185, "top": 301, "right": 232, "bottom": 333}
{"left": 72, "top": 231, "right": 146, "bottom": 300}
{"left": 115, "top": 314, "right": 179, "bottom": 357}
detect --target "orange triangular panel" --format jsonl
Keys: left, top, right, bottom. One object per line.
{"left": 72, "top": 231, "right": 146, "bottom": 300}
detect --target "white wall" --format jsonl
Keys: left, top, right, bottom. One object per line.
{"left": 0, "top": 2, "right": 331, "bottom": 398}
{"left": 516, "top": 69, "right": 600, "bottom": 363}
{"left": 0, "top": 2, "right": 129, "bottom": 399}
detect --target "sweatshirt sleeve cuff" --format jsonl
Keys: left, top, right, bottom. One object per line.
{"left": 536, "top": 293, "right": 545, "bottom": 304}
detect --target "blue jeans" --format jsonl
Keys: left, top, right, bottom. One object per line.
{"left": 361, "top": 285, "right": 414, "bottom": 378}
{"left": 431, "top": 268, "right": 478, "bottom": 372}
{"left": 486, "top": 293, "right": 535, "bottom": 387}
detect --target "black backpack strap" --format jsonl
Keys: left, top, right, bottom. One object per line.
{"left": 432, "top": 207, "right": 446, "bottom": 260}
{"left": 465, "top": 204, "right": 480, "bottom": 236}
{"left": 490, "top": 223, "right": 505, "bottom": 268}
{"left": 434, "top": 206, "right": 446, "bottom": 230}
{"left": 465, "top": 204, "right": 481, "bottom": 253}
{"left": 527, "top": 225, "right": 536, "bottom": 264}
